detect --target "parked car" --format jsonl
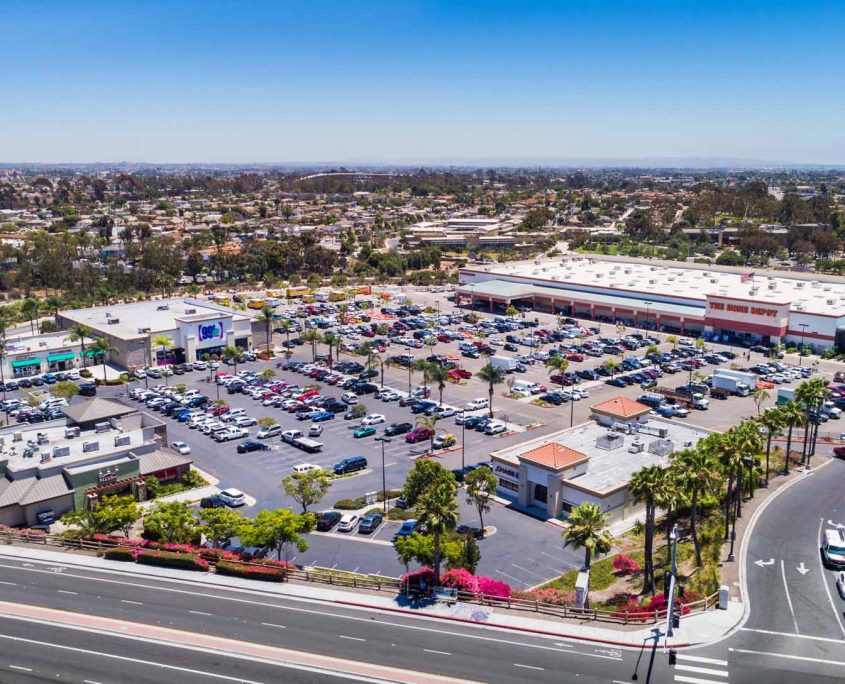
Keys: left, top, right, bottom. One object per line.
{"left": 257, "top": 424, "right": 283, "bottom": 439}
{"left": 358, "top": 513, "right": 383, "bottom": 534}
{"left": 392, "top": 519, "right": 419, "bottom": 541}
{"left": 292, "top": 463, "right": 323, "bottom": 474}
{"left": 405, "top": 427, "right": 434, "bottom": 444}
{"left": 237, "top": 440, "right": 269, "bottom": 454}
{"left": 316, "top": 511, "right": 342, "bottom": 531}
{"left": 353, "top": 425, "right": 376, "bottom": 438}
{"left": 384, "top": 422, "right": 413, "bottom": 437}
{"left": 337, "top": 514, "right": 360, "bottom": 532}
{"left": 170, "top": 441, "right": 191, "bottom": 455}
{"left": 360, "top": 413, "right": 386, "bottom": 426}
{"left": 199, "top": 494, "right": 226, "bottom": 508}
{"left": 333, "top": 456, "right": 368, "bottom": 475}
{"left": 219, "top": 488, "right": 246, "bottom": 507}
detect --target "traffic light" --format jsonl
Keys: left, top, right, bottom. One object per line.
{"left": 669, "top": 650, "right": 677, "bottom": 666}
{"left": 678, "top": 585, "right": 685, "bottom": 598}
{"left": 672, "top": 612, "right": 680, "bottom": 630}
{"left": 663, "top": 572, "right": 671, "bottom": 595}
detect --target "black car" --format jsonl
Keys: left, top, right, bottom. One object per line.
{"left": 200, "top": 494, "right": 226, "bottom": 508}
{"left": 606, "top": 377, "right": 628, "bottom": 387}
{"left": 384, "top": 422, "right": 412, "bottom": 436}
{"left": 316, "top": 511, "right": 342, "bottom": 531}
{"left": 237, "top": 440, "right": 269, "bottom": 454}
{"left": 18, "top": 378, "right": 32, "bottom": 389}
{"left": 78, "top": 383, "right": 97, "bottom": 397}
{"left": 539, "top": 392, "right": 564, "bottom": 405}
{"left": 358, "top": 369, "right": 379, "bottom": 380}
{"left": 333, "top": 456, "right": 367, "bottom": 475}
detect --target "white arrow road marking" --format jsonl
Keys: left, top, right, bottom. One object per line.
{"left": 796, "top": 562, "right": 810, "bottom": 575}
{"left": 755, "top": 558, "right": 775, "bottom": 567}
{"left": 828, "top": 520, "right": 845, "bottom": 529}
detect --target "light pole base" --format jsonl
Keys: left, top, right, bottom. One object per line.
{"left": 727, "top": 552, "right": 735, "bottom": 562}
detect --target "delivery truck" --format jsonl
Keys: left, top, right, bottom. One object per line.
{"left": 711, "top": 370, "right": 753, "bottom": 397}
{"left": 490, "top": 355, "right": 518, "bottom": 373}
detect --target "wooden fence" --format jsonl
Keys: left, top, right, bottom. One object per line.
{"left": 1, "top": 529, "right": 719, "bottom": 625}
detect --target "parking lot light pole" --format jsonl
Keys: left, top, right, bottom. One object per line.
{"left": 461, "top": 409, "right": 466, "bottom": 472}
{"left": 375, "top": 436, "right": 391, "bottom": 514}
{"left": 798, "top": 323, "right": 808, "bottom": 366}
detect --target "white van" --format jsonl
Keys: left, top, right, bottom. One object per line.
{"left": 822, "top": 529, "right": 845, "bottom": 568}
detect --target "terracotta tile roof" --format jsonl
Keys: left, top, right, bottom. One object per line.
{"left": 591, "top": 396, "right": 650, "bottom": 418}
{"left": 520, "top": 442, "right": 589, "bottom": 470}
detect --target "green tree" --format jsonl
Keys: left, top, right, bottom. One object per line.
{"left": 198, "top": 507, "right": 244, "bottom": 548}
{"left": 278, "top": 319, "right": 294, "bottom": 357}
{"left": 459, "top": 533, "right": 481, "bottom": 574}
{"left": 221, "top": 345, "right": 241, "bottom": 374}
{"left": 545, "top": 354, "right": 569, "bottom": 382}
{"left": 505, "top": 305, "right": 519, "bottom": 317}
{"left": 750, "top": 387, "right": 770, "bottom": 416}
{"left": 90, "top": 337, "right": 118, "bottom": 382}
{"left": 259, "top": 305, "right": 275, "bottom": 355}
{"left": 779, "top": 400, "right": 804, "bottom": 475}
{"left": 464, "top": 467, "right": 497, "bottom": 534}
{"left": 427, "top": 363, "right": 449, "bottom": 407}
{"left": 394, "top": 532, "right": 462, "bottom": 572}
{"left": 562, "top": 502, "right": 612, "bottom": 573}
{"left": 301, "top": 329, "right": 321, "bottom": 362}
{"left": 476, "top": 363, "right": 506, "bottom": 418}
{"left": 665, "top": 335, "right": 678, "bottom": 349}
{"left": 282, "top": 470, "right": 331, "bottom": 513}
{"left": 61, "top": 508, "right": 111, "bottom": 537}
{"left": 62, "top": 495, "right": 140, "bottom": 538}
{"left": 414, "top": 479, "right": 458, "bottom": 586}
{"left": 672, "top": 444, "right": 720, "bottom": 567}
{"left": 67, "top": 323, "right": 93, "bottom": 367}
{"left": 629, "top": 465, "right": 664, "bottom": 594}
{"left": 412, "top": 357, "right": 431, "bottom": 392}
{"left": 240, "top": 508, "right": 316, "bottom": 562}
{"left": 21, "top": 297, "right": 40, "bottom": 334}
{"left": 151, "top": 334, "right": 174, "bottom": 383}
{"left": 756, "top": 407, "right": 785, "bottom": 485}
{"left": 52, "top": 380, "right": 80, "bottom": 401}
{"left": 143, "top": 500, "right": 198, "bottom": 543}
{"left": 322, "top": 331, "right": 341, "bottom": 367}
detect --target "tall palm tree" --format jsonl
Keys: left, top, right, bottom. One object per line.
{"left": 476, "top": 363, "right": 505, "bottom": 419}
{"left": 67, "top": 323, "right": 93, "bottom": 368}
{"left": 417, "top": 413, "right": 439, "bottom": 452}
{"left": 322, "top": 332, "right": 341, "bottom": 368}
{"left": 427, "top": 363, "right": 449, "bottom": 406}
{"left": 90, "top": 337, "right": 118, "bottom": 382}
{"left": 259, "top": 305, "right": 275, "bottom": 356}
{"left": 672, "top": 445, "right": 721, "bottom": 567}
{"left": 221, "top": 345, "right": 240, "bottom": 375}
{"left": 601, "top": 358, "right": 619, "bottom": 377}
{"left": 301, "top": 329, "right": 321, "bottom": 362}
{"left": 44, "top": 295, "right": 64, "bottom": 323}
{"left": 545, "top": 355, "right": 569, "bottom": 383}
{"left": 151, "top": 335, "right": 174, "bottom": 384}
{"left": 779, "top": 400, "right": 804, "bottom": 475}
{"left": 795, "top": 378, "right": 829, "bottom": 467}
{"left": 756, "top": 408, "right": 784, "bottom": 486}
{"left": 415, "top": 479, "right": 459, "bottom": 587}
{"left": 655, "top": 465, "right": 685, "bottom": 571}
{"left": 562, "top": 502, "right": 612, "bottom": 573}
{"left": 629, "top": 464, "right": 664, "bottom": 595}
{"left": 412, "top": 358, "right": 431, "bottom": 392}
{"left": 21, "top": 297, "right": 39, "bottom": 335}
{"left": 278, "top": 319, "right": 294, "bottom": 358}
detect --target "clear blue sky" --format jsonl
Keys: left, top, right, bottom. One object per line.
{"left": 2, "top": 1, "right": 843, "bottom": 164}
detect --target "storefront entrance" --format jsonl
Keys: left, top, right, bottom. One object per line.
{"left": 11, "top": 358, "right": 42, "bottom": 378}
{"left": 47, "top": 351, "right": 76, "bottom": 372}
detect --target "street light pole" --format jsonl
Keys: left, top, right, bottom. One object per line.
{"left": 798, "top": 323, "right": 808, "bottom": 366}
{"left": 375, "top": 436, "right": 391, "bottom": 514}
{"left": 461, "top": 409, "right": 466, "bottom": 472}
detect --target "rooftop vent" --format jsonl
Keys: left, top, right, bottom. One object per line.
{"left": 628, "top": 440, "right": 645, "bottom": 454}
{"left": 157, "top": 304, "right": 170, "bottom": 310}
{"left": 64, "top": 427, "right": 79, "bottom": 439}
{"left": 138, "top": 327, "right": 151, "bottom": 334}
{"left": 114, "top": 435, "right": 131, "bottom": 447}
{"left": 796, "top": 282, "right": 805, "bottom": 288}
{"left": 52, "top": 445, "right": 70, "bottom": 458}
{"left": 95, "top": 422, "right": 111, "bottom": 433}
{"left": 40, "top": 451, "right": 52, "bottom": 464}
{"left": 82, "top": 441, "right": 99, "bottom": 453}
{"left": 596, "top": 433, "right": 625, "bottom": 451}
{"left": 184, "top": 308, "right": 197, "bottom": 314}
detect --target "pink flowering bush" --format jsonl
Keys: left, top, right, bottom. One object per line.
{"left": 513, "top": 587, "right": 574, "bottom": 606}
{"left": 646, "top": 592, "right": 691, "bottom": 616}
{"left": 440, "top": 568, "right": 479, "bottom": 593}
{"left": 610, "top": 601, "right": 652, "bottom": 623}
{"left": 400, "top": 566, "right": 434, "bottom": 592}
{"left": 612, "top": 555, "right": 640, "bottom": 575}
{"left": 476, "top": 576, "right": 512, "bottom": 599}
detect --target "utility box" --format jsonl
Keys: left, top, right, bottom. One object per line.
{"left": 719, "top": 584, "right": 730, "bottom": 610}
{"left": 575, "top": 570, "right": 590, "bottom": 609}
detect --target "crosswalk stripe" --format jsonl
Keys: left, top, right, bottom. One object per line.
{"left": 675, "top": 664, "right": 729, "bottom": 677}
{"left": 674, "top": 676, "right": 728, "bottom": 684}
{"left": 676, "top": 655, "right": 729, "bottom": 667}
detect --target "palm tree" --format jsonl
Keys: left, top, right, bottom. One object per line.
{"left": 666, "top": 335, "right": 678, "bottom": 349}
{"left": 672, "top": 445, "right": 721, "bottom": 567}
{"left": 629, "top": 464, "right": 664, "bottom": 595}
{"left": 779, "top": 400, "right": 804, "bottom": 475}
{"left": 151, "top": 335, "right": 174, "bottom": 384}
{"left": 756, "top": 408, "right": 784, "bottom": 486}
{"left": 221, "top": 345, "right": 240, "bottom": 375}
{"left": 427, "top": 363, "right": 449, "bottom": 406}
{"left": 259, "top": 305, "right": 275, "bottom": 356}
{"left": 476, "top": 363, "right": 505, "bottom": 419}
{"left": 654, "top": 465, "right": 685, "bottom": 570}
{"left": 417, "top": 413, "right": 439, "bottom": 452}
{"left": 795, "top": 378, "right": 829, "bottom": 467}
{"left": 21, "top": 297, "right": 39, "bottom": 335}
{"left": 750, "top": 387, "right": 770, "bottom": 416}
{"left": 322, "top": 332, "right": 341, "bottom": 368}
{"left": 278, "top": 319, "right": 294, "bottom": 358}
{"left": 415, "top": 479, "right": 459, "bottom": 586}
{"left": 545, "top": 355, "right": 569, "bottom": 383}
{"left": 412, "top": 358, "right": 431, "bottom": 392}
{"left": 601, "top": 358, "right": 619, "bottom": 377}
{"left": 90, "top": 337, "right": 117, "bottom": 382}
{"left": 44, "top": 295, "right": 64, "bottom": 323}
{"left": 562, "top": 502, "right": 612, "bottom": 574}
{"left": 301, "top": 329, "right": 321, "bottom": 362}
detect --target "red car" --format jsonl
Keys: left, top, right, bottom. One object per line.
{"left": 211, "top": 405, "right": 231, "bottom": 417}
{"left": 297, "top": 389, "right": 319, "bottom": 401}
{"left": 834, "top": 447, "right": 845, "bottom": 460}
{"left": 447, "top": 368, "right": 472, "bottom": 381}
{"left": 565, "top": 353, "right": 585, "bottom": 362}
{"left": 437, "top": 334, "right": 451, "bottom": 343}
{"left": 406, "top": 427, "right": 435, "bottom": 444}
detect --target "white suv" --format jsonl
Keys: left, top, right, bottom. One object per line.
{"left": 219, "top": 488, "right": 246, "bottom": 507}
{"left": 465, "top": 398, "right": 489, "bottom": 411}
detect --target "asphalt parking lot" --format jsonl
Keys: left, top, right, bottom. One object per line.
{"left": 57, "top": 291, "right": 841, "bottom": 586}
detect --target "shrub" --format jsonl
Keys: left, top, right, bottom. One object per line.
{"left": 387, "top": 507, "right": 416, "bottom": 521}
{"left": 198, "top": 547, "right": 240, "bottom": 562}
{"left": 476, "top": 575, "right": 512, "bottom": 599}
{"left": 513, "top": 587, "right": 574, "bottom": 606}
{"left": 103, "top": 547, "right": 135, "bottom": 562}
{"left": 645, "top": 592, "right": 691, "bottom": 616}
{"left": 334, "top": 497, "right": 366, "bottom": 509}
{"left": 400, "top": 566, "right": 434, "bottom": 591}
{"left": 136, "top": 550, "right": 209, "bottom": 572}
{"left": 216, "top": 561, "right": 287, "bottom": 582}
{"left": 610, "top": 602, "right": 652, "bottom": 623}
{"left": 440, "top": 568, "right": 478, "bottom": 593}
{"left": 612, "top": 555, "right": 641, "bottom": 575}
{"left": 90, "top": 533, "right": 146, "bottom": 547}
{"left": 605, "top": 591, "right": 639, "bottom": 606}
{"left": 376, "top": 489, "right": 402, "bottom": 502}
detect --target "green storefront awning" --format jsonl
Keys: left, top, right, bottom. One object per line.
{"left": 47, "top": 352, "right": 75, "bottom": 363}
{"left": 11, "top": 358, "right": 41, "bottom": 369}
{"left": 81, "top": 349, "right": 105, "bottom": 357}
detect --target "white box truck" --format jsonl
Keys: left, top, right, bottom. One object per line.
{"left": 490, "top": 355, "right": 518, "bottom": 373}
{"left": 711, "top": 371, "right": 753, "bottom": 397}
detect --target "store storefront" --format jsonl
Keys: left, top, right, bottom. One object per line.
{"left": 47, "top": 351, "right": 76, "bottom": 372}
{"left": 11, "top": 357, "right": 42, "bottom": 378}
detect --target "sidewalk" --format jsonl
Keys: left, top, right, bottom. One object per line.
{"left": 0, "top": 544, "right": 740, "bottom": 649}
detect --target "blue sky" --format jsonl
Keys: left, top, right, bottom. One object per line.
{"left": 2, "top": 1, "right": 843, "bottom": 164}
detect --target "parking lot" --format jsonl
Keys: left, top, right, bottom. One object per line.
{"left": 23, "top": 289, "right": 838, "bottom": 587}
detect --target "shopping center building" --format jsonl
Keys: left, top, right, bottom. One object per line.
{"left": 58, "top": 298, "right": 268, "bottom": 372}
{"left": 490, "top": 397, "right": 711, "bottom": 522}
{"left": 0, "top": 398, "right": 192, "bottom": 528}
{"left": 458, "top": 256, "right": 845, "bottom": 349}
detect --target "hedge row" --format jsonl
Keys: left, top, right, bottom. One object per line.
{"left": 103, "top": 548, "right": 135, "bottom": 562}
{"left": 136, "top": 550, "right": 209, "bottom": 572}
{"left": 215, "top": 561, "right": 287, "bottom": 582}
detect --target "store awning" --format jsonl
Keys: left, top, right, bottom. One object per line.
{"left": 47, "top": 352, "right": 75, "bottom": 363}
{"left": 81, "top": 349, "right": 105, "bottom": 357}
{"left": 11, "top": 358, "right": 41, "bottom": 368}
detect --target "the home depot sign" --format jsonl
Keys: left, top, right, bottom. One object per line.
{"left": 705, "top": 295, "right": 790, "bottom": 332}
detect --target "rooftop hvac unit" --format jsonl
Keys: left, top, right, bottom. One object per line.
{"left": 40, "top": 451, "right": 52, "bottom": 464}
{"left": 811, "top": 281, "right": 820, "bottom": 288}
{"left": 649, "top": 279, "right": 657, "bottom": 284}
{"left": 683, "top": 440, "right": 694, "bottom": 448}
{"left": 94, "top": 422, "right": 110, "bottom": 433}
{"left": 82, "top": 441, "right": 99, "bottom": 453}
{"left": 13, "top": 431, "right": 22, "bottom": 442}
{"left": 628, "top": 441, "right": 645, "bottom": 454}
{"left": 114, "top": 435, "right": 131, "bottom": 447}
{"left": 796, "top": 282, "right": 805, "bottom": 288}
{"left": 768, "top": 283, "right": 777, "bottom": 290}
{"left": 64, "top": 426, "right": 80, "bottom": 439}
{"left": 107, "top": 318, "right": 119, "bottom": 324}
{"left": 828, "top": 298, "right": 836, "bottom": 305}
{"left": 52, "top": 445, "right": 70, "bottom": 458}
{"left": 794, "top": 304, "right": 805, "bottom": 311}
{"left": 157, "top": 304, "right": 170, "bottom": 310}
{"left": 649, "top": 438, "right": 675, "bottom": 457}
{"left": 596, "top": 432, "right": 625, "bottom": 450}
{"left": 824, "top": 285, "right": 832, "bottom": 291}
{"left": 138, "top": 327, "right": 151, "bottom": 334}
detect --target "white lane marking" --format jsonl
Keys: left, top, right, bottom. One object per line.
{"left": 553, "top": 642, "right": 574, "bottom": 649}
{"left": 338, "top": 635, "right": 365, "bottom": 641}
{"left": 514, "top": 663, "right": 544, "bottom": 670}
{"left": 261, "top": 622, "right": 286, "bottom": 629}
{"left": 730, "top": 647, "right": 845, "bottom": 667}
{"left": 9, "top": 665, "right": 33, "bottom": 671}
{"left": 189, "top": 610, "right": 212, "bottom": 616}
{"left": 57, "top": 590, "right": 77, "bottom": 595}
{"left": 0, "top": 581, "right": 16, "bottom": 586}
{"left": 121, "top": 600, "right": 143, "bottom": 605}
{"left": 740, "top": 627, "right": 844, "bottom": 643}
{"left": 0, "top": 559, "right": 619, "bottom": 660}
{"left": 675, "top": 663, "right": 729, "bottom": 677}
{"left": 83, "top": 680, "right": 104, "bottom": 684}
{"left": 675, "top": 654, "right": 728, "bottom": 666}
{"left": 675, "top": 676, "right": 727, "bottom": 684}
{"left": 817, "top": 517, "right": 845, "bottom": 638}
{"left": 612, "top": 680, "right": 634, "bottom": 684}
{"left": 424, "top": 649, "right": 451, "bottom": 656}
{"left": 780, "top": 559, "right": 799, "bottom": 633}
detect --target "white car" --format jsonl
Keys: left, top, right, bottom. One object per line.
{"left": 215, "top": 427, "right": 248, "bottom": 442}
{"left": 134, "top": 369, "right": 147, "bottom": 379}
{"left": 308, "top": 424, "right": 323, "bottom": 437}
{"left": 361, "top": 413, "right": 386, "bottom": 426}
{"left": 484, "top": 420, "right": 507, "bottom": 435}
{"left": 232, "top": 416, "right": 258, "bottom": 428}
{"left": 433, "top": 406, "right": 456, "bottom": 419}
{"left": 170, "top": 441, "right": 191, "bottom": 455}
{"left": 292, "top": 463, "right": 322, "bottom": 474}
{"left": 489, "top": 337, "right": 504, "bottom": 346}
{"left": 836, "top": 571, "right": 845, "bottom": 598}
{"left": 337, "top": 514, "right": 360, "bottom": 532}
{"left": 193, "top": 361, "right": 207, "bottom": 370}
{"left": 465, "top": 398, "right": 489, "bottom": 411}
{"left": 219, "top": 488, "right": 246, "bottom": 507}
{"left": 380, "top": 390, "right": 400, "bottom": 402}
{"left": 341, "top": 392, "right": 359, "bottom": 404}
{"left": 257, "top": 424, "right": 282, "bottom": 439}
